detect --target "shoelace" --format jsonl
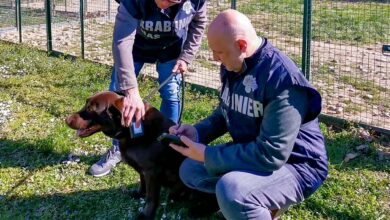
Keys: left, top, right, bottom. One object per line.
{"left": 103, "top": 146, "right": 120, "bottom": 164}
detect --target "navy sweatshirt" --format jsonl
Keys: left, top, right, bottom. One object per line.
{"left": 195, "top": 38, "right": 328, "bottom": 197}
{"left": 112, "top": 0, "right": 207, "bottom": 90}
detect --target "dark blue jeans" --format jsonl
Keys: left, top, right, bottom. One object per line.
{"left": 180, "top": 159, "right": 305, "bottom": 220}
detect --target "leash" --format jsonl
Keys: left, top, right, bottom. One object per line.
{"left": 143, "top": 72, "right": 185, "bottom": 126}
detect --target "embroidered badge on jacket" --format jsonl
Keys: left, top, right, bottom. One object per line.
{"left": 243, "top": 75, "right": 258, "bottom": 93}
{"left": 183, "top": 1, "right": 192, "bottom": 14}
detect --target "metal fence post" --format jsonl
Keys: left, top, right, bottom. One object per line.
{"left": 108, "top": 0, "right": 111, "bottom": 20}
{"left": 302, "top": 0, "right": 312, "bottom": 80}
{"left": 45, "top": 0, "right": 53, "bottom": 53}
{"left": 14, "top": 0, "right": 17, "bottom": 28}
{"left": 16, "top": 0, "right": 22, "bottom": 43}
{"left": 231, "top": 0, "right": 236, "bottom": 10}
{"left": 80, "top": 0, "right": 85, "bottom": 59}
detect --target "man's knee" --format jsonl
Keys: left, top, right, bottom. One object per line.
{"left": 179, "top": 158, "right": 195, "bottom": 187}
{"left": 216, "top": 172, "right": 273, "bottom": 220}
{"left": 215, "top": 172, "right": 245, "bottom": 208}
{"left": 179, "top": 159, "right": 218, "bottom": 193}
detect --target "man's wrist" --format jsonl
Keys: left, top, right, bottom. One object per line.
{"left": 178, "top": 56, "right": 190, "bottom": 65}
{"left": 122, "top": 87, "right": 139, "bottom": 96}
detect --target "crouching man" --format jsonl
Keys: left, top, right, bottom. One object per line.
{"left": 169, "top": 9, "right": 328, "bottom": 220}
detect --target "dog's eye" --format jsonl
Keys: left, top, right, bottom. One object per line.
{"left": 86, "top": 102, "right": 99, "bottom": 112}
{"left": 86, "top": 104, "right": 95, "bottom": 112}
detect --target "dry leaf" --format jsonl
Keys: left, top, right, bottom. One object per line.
{"left": 344, "top": 152, "right": 360, "bottom": 162}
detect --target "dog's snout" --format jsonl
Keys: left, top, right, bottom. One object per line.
{"left": 65, "top": 114, "right": 82, "bottom": 129}
{"left": 65, "top": 116, "right": 72, "bottom": 125}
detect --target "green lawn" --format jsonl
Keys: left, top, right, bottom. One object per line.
{"left": 0, "top": 7, "right": 78, "bottom": 29}
{"left": 0, "top": 42, "right": 389, "bottom": 219}
{"left": 0, "top": 8, "right": 16, "bottom": 28}
{"left": 237, "top": 0, "right": 390, "bottom": 45}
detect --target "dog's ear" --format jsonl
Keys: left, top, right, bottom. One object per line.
{"left": 113, "top": 97, "right": 124, "bottom": 113}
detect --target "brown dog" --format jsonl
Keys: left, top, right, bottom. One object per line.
{"left": 65, "top": 91, "right": 191, "bottom": 219}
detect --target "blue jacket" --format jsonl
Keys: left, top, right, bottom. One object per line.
{"left": 122, "top": 0, "right": 206, "bottom": 63}
{"left": 113, "top": 0, "right": 207, "bottom": 90}
{"left": 195, "top": 38, "right": 328, "bottom": 197}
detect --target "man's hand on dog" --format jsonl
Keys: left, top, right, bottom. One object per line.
{"left": 169, "top": 124, "right": 197, "bottom": 141}
{"left": 123, "top": 88, "right": 145, "bottom": 127}
{"left": 169, "top": 124, "right": 206, "bottom": 162}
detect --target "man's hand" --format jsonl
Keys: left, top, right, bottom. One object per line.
{"left": 169, "top": 124, "right": 197, "bottom": 141}
{"left": 172, "top": 59, "right": 188, "bottom": 74}
{"left": 122, "top": 87, "right": 145, "bottom": 127}
{"left": 170, "top": 136, "right": 206, "bottom": 162}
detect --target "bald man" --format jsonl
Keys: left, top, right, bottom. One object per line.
{"left": 169, "top": 9, "right": 328, "bottom": 219}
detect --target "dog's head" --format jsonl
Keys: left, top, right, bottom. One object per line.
{"left": 65, "top": 91, "right": 167, "bottom": 139}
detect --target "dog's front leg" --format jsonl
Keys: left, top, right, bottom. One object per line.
{"left": 137, "top": 170, "right": 161, "bottom": 220}
{"left": 130, "top": 173, "right": 146, "bottom": 199}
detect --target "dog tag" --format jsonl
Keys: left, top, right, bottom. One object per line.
{"left": 130, "top": 119, "right": 144, "bottom": 138}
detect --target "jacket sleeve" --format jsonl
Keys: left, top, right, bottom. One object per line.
{"left": 178, "top": 0, "right": 207, "bottom": 64}
{"left": 204, "top": 86, "right": 308, "bottom": 176}
{"left": 194, "top": 105, "right": 228, "bottom": 144}
{"left": 112, "top": 2, "right": 138, "bottom": 91}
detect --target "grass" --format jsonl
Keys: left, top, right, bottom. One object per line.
{"left": 339, "top": 75, "right": 390, "bottom": 108}
{"left": 311, "top": 62, "right": 390, "bottom": 115}
{"left": 341, "top": 99, "right": 363, "bottom": 115}
{"left": 0, "top": 7, "right": 78, "bottom": 29}
{"left": 339, "top": 76, "right": 388, "bottom": 94}
{"left": 0, "top": 42, "right": 389, "bottom": 219}
{"left": 0, "top": 8, "right": 16, "bottom": 28}
{"left": 237, "top": 0, "right": 390, "bottom": 45}
{"left": 2, "top": 0, "right": 388, "bottom": 45}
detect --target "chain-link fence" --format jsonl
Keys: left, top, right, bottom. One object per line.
{"left": 0, "top": 0, "right": 389, "bottom": 132}
{"left": 310, "top": 1, "right": 390, "bottom": 132}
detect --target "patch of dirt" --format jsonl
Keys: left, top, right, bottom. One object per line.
{"left": 0, "top": 10, "right": 388, "bottom": 130}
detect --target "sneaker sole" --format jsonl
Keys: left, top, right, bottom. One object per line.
{"left": 91, "top": 169, "right": 111, "bottom": 177}
{"left": 90, "top": 161, "right": 121, "bottom": 177}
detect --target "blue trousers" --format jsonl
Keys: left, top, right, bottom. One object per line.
{"left": 109, "top": 60, "right": 182, "bottom": 148}
{"left": 109, "top": 59, "right": 182, "bottom": 123}
{"left": 180, "top": 159, "right": 305, "bottom": 220}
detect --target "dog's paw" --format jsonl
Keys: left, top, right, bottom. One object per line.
{"left": 136, "top": 212, "right": 147, "bottom": 220}
{"left": 187, "top": 205, "right": 220, "bottom": 219}
{"left": 187, "top": 193, "right": 220, "bottom": 219}
{"left": 136, "top": 212, "right": 153, "bottom": 220}
{"left": 129, "top": 189, "right": 145, "bottom": 199}
{"left": 168, "top": 190, "right": 187, "bottom": 201}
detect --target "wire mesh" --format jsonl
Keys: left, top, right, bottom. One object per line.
{"left": 310, "top": 0, "right": 390, "bottom": 130}
{"left": 0, "top": 0, "right": 389, "bottom": 131}
{"left": 19, "top": 0, "right": 47, "bottom": 50}
{"left": 185, "top": 0, "right": 231, "bottom": 90}
{"left": 81, "top": 0, "right": 116, "bottom": 63}
{"left": 0, "top": 0, "right": 18, "bottom": 43}
{"left": 237, "top": 0, "right": 304, "bottom": 68}
{"left": 0, "top": 0, "right": 16, "bottom": 30}
{"left": 50, "top": 0, "right": 82, "bottom": 56}
{"left": 141, "top": 0, "right": 230, "bottom": 90}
